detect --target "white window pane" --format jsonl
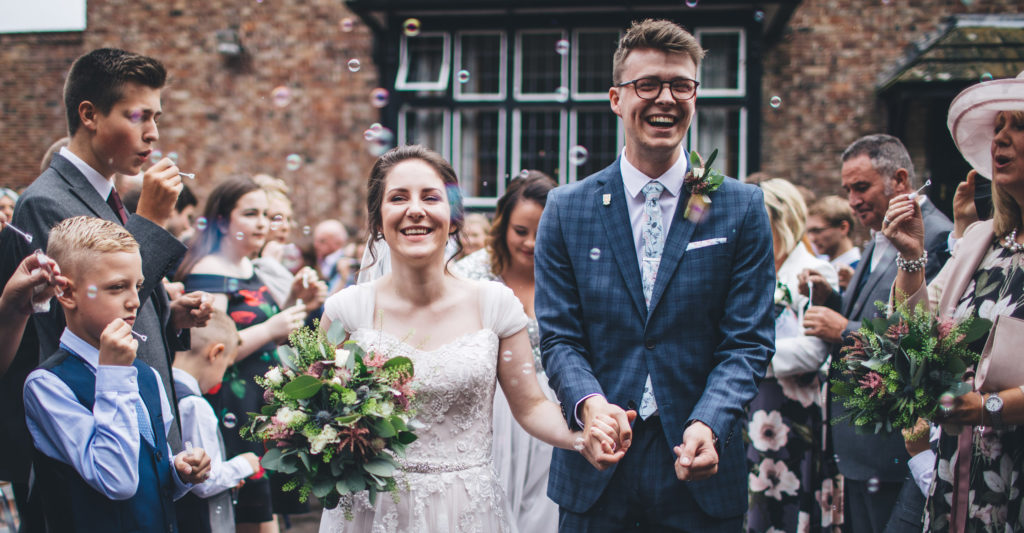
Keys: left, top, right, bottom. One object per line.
{"left": 699, "top": 32, "right": 741, "bottom": 91}
{"left": 518, "top": 109, "right": 563, "bottom": 179}
{"left": 397, "top": 33, "right": 449, "bottom": 90}
{"left": 572, "top": 108, "right": 619, "bottom": 180}
{"left": 456, "top": 33, "right": 504, "bottom": 98}
{"left": 403, "top": 109, "right": 447, "bottom": 155}
{"left": 574, "top": 30, "right": 619, "bottom": 95}
{"left": 458, "top": 109, "right": 502, "bottom": 197}
{"left": 518, "top": 31, "right": 566, "bottom": 96}
{"left": 696, "top": 108, "right": 742, "bottom": 178}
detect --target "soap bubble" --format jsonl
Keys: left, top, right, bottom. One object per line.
{"left": 271, "top": 86, "right": 291, "bottom": 108}
{"left": 370, "top": 88, "right": 390, "bottom": 108}
{"left": 269, "top": 214, "right": 284, "bottom": 231}
{"left": 87, "top": 285, "right": 98, "bottom": 298}
{"left": 347, "top": 59, "right": 361, "bottom": 72}
{"left": 769, "top": 95, "right": 783, "bottom": 108}
{"left": 235, "top": 231, "right": 245, "bottom": 241}
{"left": 196, "top": 217, "right": 208, "bottom": 231}
{"left": 502, "top": 351, "right": 513, "bottom": 362}
{"left": 685, "top": 0, "right": 698, "bottom": 7}
{"left": 286, "top": 154, "right": 303, "bottom": 171}
{"left": 227, "top": 279, "right": 239, "bottom": 292}
{"left": 167, "top": 151, "right": 179, "bottom": 164}
{"left": 866, "top": 477, "right": 880, "bottom": 494}
{"left": 555, "top": 39, "right": 570, "bottom": 55}
{"left": 403, "top": 18, "right": 421, "bottom": 37}
{"left": 556, "top": 86, "right": 569, "bottom": 102}
{"left": 457, "top": 70, "right": 471, "bottom": 83}
{"left": 302, "top": 225, "right": 312, "bottom": 235}
{"left": 367, "top": 127, "right": 395, "bottom": 156}
{"left": 569, "top": 145, "right": 589, "bottom": 166}
{"left": 589, "top": 248, "right": 601, "bottom": 260}
{"left": 222, "top": 412, "right": 237, "bottom": 429}
{"left": 754, "top": 10, "right": 765, "bottom": 21}
{"left": 980, "top": 72, "right": 994, "bottom": 82}
{"left": 517, "top": 169, "right": 530, "bottom": 179}
{"left": 509, "top": 378, "right": 519, "bottom": 386}
{"left": 340, "top": 17, "right": 355, "bottom": 32}
{"left": 149, "top": 150, "right": 163, "bottom": 164}
{"left": 521, "top": 362, "right": 533, "bottom": 375}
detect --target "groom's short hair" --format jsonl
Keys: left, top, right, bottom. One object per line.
{"left": 612, "top": 19, "right": 706, "bottom": 84}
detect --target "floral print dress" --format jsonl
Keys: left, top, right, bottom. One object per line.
{"left": 925, "top": 243, "right": 1024, "bottom": 533}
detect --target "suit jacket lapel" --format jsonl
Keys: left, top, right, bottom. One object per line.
{"left": 596, "top": 165, "right": 647, "bottom": 319}
{"left": 647, "top": 189, "right": 696, "bottom": 315}
{"left": 843, "top": 239, "right": 874, "bottom": 316}
{"left": 52, "top": 155, "right": 120, "bottom": 224}
{"left": 850, "top": 244, "right": 896, "bottom": 319}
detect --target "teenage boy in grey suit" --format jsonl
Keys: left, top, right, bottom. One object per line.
{"left": 0, "top": 48, "right": 211, "bottom": 529}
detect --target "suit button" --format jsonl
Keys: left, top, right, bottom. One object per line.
{"left": 156, "top": 451, "right": 163, "bottom": 462}
{"left": 645, "top": 339, "right": 655, "bottom": 350}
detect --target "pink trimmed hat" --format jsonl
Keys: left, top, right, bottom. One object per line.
{"left": 947, "top": 71, "right": 1024, "bottom": 179}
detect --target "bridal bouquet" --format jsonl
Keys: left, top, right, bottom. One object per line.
{"left": 242, "top": 321, "right": 418, "bottom": 509}
{"left": 831, "top": 300, "right": 990, "bottom": 433}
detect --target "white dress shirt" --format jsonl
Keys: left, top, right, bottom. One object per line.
{"left": 59, "top": 146, "right": 114, "bottom": 200}
{"left": 173, "top": 368, "right": 256, "bottom": 498}
{"left": 24, "top": 328, "right": 191, "bottom": 501}
{"left": 620, "top": 150, "right": 687, "bottom": 267}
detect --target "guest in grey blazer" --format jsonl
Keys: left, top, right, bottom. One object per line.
{"left": 0, "top": 48, "right": 211, "bottom": 530}
{"left": 801, "top": 134, "right": 952, "bottom": 533}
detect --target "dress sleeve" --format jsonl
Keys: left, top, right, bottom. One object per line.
{"left": 322, "top": 283, "right": 375, "bottom": 334}
{"left": 480, "top": 281, "right": 529, "bottom": 339}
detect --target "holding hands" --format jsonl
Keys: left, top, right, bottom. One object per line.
{"left": 673, "top": 421, "right": 719, "bottom": 481}
{"left": 579, "top": 396, "right": 635, "bottom": 470}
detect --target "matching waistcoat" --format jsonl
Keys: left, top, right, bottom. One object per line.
{"left": 32, "top": 349, "right": 178, "bottom": 533}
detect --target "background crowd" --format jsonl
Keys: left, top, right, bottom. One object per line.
{"left": 0, "top": 32, "right": 1022, "bottom": 533}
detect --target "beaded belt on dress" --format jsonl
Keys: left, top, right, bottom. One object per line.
{"left": 399, "top": 459, "right": 487, "bottom": 473}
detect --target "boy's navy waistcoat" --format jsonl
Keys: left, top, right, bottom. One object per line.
{"left": 32, "top": 348, "right": 178, "bottom": 533}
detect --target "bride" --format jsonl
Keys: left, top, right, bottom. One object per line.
{"left": 318, "top": 145, "right": 615, "bottom": 532}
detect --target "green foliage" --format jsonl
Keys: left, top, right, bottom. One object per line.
{"left": 831, "top": 299, "right": 991, "bottom": 433}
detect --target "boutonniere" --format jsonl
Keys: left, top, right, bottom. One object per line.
{"left": 773, "top": 280, "right": 793, "bottom": 318}
{"left": 683, "top": 149, "right": 725, "bottom": 223}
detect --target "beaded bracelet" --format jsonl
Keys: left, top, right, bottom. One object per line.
{"left": 895, "top": 250, "right": 928, "bottom": 272}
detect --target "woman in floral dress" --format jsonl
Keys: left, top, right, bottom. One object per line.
{"left": 884, "top": 74, "right": 1024, "bottom": 532}
{"left": 176, "top": 176, "right": 325, "bottom": 532}
{"left": 746, "top": 179, "right": 841, "bottom": 532}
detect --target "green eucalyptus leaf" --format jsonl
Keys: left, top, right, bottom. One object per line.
{"left": 283, "top": 375, "right": 323, "bottom": 399}
{"left": 261, "top": 447, "right": 284, "bottom": 471}
{"left": 703, "top": 149, "right": 718, "bottom": 173}
{"left": 336, "top": 480, "right": 352, "bottom": 495}
{"left": 963, "top": 318, "right": 993, "bottom": 344}
{"left": 277, "top": 345, "right": 300, "bottom": 372}
{"left": 313, "top": 477, "right": 335, "bottom": 498}
{"left": 335, "top": 413, "right": 362, "bottom": 426}
{"left": 327, "top": 321, "right": 347, "bottom": 346}
{"left": 372, "top": 418, "right": 396, "bottom": 439}
{"left": 364, "top": 457, "right": 397, "bottom": 477}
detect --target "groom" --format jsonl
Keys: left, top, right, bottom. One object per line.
{"left": 535, "top": 19, "right": 775, "bottom": 531}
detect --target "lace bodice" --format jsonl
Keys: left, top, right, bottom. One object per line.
{"left": 319, "top": 280, "right": 528, "bottom": 533}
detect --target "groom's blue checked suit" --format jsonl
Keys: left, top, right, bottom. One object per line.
{"left": 536, "top": 157, "right": 776, "bottom": 523}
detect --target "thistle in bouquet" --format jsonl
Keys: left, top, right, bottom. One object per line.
{"left": 830, "top": 299, "right": 991, "bottom": 433}
{"left": 242, "top": 320, "right": 418, "bottom": 511}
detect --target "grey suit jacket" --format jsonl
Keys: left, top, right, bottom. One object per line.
{"left": 0, "top": 154, "right": 187, "bottom": 481}
{"left": 830, "top": 199, "right": 952, "bottom": 482}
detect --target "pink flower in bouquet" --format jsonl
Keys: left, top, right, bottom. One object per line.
{"left": 306, "top": 360, "right": 329, "bottom": 378}
{"left": 365, "top": 350, "right": 389, "bottom": 368}
{"left": 858, "top": 371, "right": 885, "bottom": 398}
{"left": 937, "top": 318, "right": 955, "bottom": 340}
{"left": 337, "top": 425, "right": 372, "bottom": 456}
{"left": 886, "top": 320, "right": 909, "bottom": 340}
{"left": 391, "top": 378, "right": 415, "bottom": 410}
{"left": 331, "top": 367, "right": 351, "bottom": 387}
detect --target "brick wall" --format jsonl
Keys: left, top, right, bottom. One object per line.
{"left": 760, "top": 0, "right": 1024, "bottom": 194}
{"left": 0, "top": 0, "right": 379, "bottom": 231}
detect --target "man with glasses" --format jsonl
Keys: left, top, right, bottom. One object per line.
{"left": 536, "top": 18, "right": 775, "bottom": 532}
{"left": 807, "top": 195, "right": 861, "bottom": 292}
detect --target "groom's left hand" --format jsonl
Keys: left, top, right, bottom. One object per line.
{"left": 673, "top": 421, "right": 718, "bottom": 481}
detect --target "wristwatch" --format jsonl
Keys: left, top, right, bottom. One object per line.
{"left": 984, "top": 392, "right": 1004, "bottom": 427}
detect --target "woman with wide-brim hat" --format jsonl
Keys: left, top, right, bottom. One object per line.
{"left": 883, "top": 72, "right": 1024, "bottom": 532}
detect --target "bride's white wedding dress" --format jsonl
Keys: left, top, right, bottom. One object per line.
{"left": 318, "top": 280, "right": 528, "bottom": 533}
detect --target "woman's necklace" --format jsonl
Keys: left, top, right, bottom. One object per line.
{"left": 998, "top": 229, "right": 1024, "bottom": 253}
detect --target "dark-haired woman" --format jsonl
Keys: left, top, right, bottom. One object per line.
{"left": 318, "top": 147, "right": 606, "bottom": 532}
{"left": 176, "top": 176, "right": 325, "bottom": 533}
{"left": 453, "top": 170, "right": 559, "bottom": 532}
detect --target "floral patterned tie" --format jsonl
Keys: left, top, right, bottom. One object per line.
{"left": 639, "top": 181, "right": 665, "bottom": 419}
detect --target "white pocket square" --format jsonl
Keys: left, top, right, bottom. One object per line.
{"left": 685, "top": 237, "right": 727, "bottom": 251}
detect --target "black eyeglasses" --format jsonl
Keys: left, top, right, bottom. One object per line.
{"left": 616, "top": 77, "right": 700, "bottom": 101}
